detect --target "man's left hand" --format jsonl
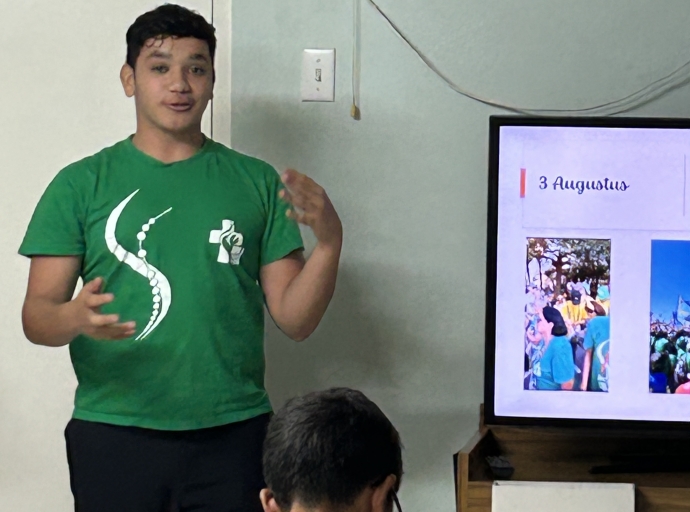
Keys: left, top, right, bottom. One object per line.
{"left": 280, "top": 169, "right": 342, "bottom": 250}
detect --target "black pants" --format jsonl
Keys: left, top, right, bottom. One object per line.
{"left": 64, "top": 414, "right": 269, "bottom": 512}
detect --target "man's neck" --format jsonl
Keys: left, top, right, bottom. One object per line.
{"left": 132, "top": 129, "right": 205, "bottom": 164}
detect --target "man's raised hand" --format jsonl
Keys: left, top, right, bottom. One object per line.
{"left": 280, "top": 169, "right": 342, "bottom": 251}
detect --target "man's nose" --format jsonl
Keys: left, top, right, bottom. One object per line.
{"left": 169, "top": 68, "right": 191, "bottom": 92}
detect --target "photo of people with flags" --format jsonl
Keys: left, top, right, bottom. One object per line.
{"left": 524, "top": 238, "right": 611, "bottom": 392}
{"left": 649, "top": 240, "right": 690, "bottom": 394}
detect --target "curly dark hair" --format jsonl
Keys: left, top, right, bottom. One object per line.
{"left": 125, "top": 4, "right": 216, "bottom": 80}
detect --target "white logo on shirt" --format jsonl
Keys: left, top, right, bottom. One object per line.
{"left": 105, "top": 190, "right": 173, "bottom": 340}
{"left": 209, "top": 220, "right": 245, "bottom": 265}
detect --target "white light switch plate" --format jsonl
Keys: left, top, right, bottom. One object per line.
{"left": 301, "top": 49, "right": 335, "bottom": 102}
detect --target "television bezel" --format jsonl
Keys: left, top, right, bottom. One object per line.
{"left": 484, "top": 115, "right": 690, "bottom": 431}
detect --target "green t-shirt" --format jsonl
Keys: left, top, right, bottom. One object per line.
{"left": 534, "top": 335, "right": 575, "bottom": 391}
{"left": 583, "top": 316, "right": 610, "bottom": 392}
{"left": 19, "top": 135, "right": 303, "bottom": 430}
{"left": 654, "top": 337, "right": 669, "bottom": 354}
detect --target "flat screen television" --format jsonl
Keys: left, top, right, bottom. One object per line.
{"left": 484, "top": 115, "right": 690, "bottom": 429}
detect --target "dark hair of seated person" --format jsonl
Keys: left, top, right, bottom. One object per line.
{"left": 261, "top": 387, "right": 403, "bottom": 512}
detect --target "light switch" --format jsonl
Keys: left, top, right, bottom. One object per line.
{"left": 301, "top": 49, "right": 335, "bottom": 102}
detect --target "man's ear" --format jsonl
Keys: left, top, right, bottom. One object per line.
{"left": 120, "top": 63, "right": 135, "bottom": 98}
{"left": 371, "top": 474, "right": 397, "bottom": 512}
{"left": 260, "top": 488, "right": 282, "bottom": 512}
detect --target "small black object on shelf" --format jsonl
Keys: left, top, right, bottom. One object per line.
{"left": 486, "top": 455, "right": 515, "bottom": 479}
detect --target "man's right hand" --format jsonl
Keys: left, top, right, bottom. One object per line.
{"left": 69, "top": 277, "right": 136, "bottom": 340}
{"left": 22, "top": 256, "right": 136, "bottom": 347}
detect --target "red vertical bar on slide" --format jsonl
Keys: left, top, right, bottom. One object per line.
{"left": 520, "top": 168, "right": 526, "bottom": 198}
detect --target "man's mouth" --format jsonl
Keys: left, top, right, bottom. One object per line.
{"left": 167, "top": 102, "right": 193, "bottom": 112}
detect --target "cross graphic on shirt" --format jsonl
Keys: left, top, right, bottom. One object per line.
{"left": 209, "top": 219, "right": 245, "bottom": 265}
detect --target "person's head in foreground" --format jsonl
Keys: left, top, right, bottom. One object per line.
{"left": 539, "top": 306, "right": 568, "bottom": 339}
{"left": 261, "top": 388, "right": 404, "bottom": 512}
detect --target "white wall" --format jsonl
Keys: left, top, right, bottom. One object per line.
{"left": 229, "top": 1, "right": 690, "bottom": 511}
{"left": 0, "top": 2, "right": 227, "bottom": 510}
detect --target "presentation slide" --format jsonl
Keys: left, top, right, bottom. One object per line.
{"left": 493, "top": 124, "right": 690, "bottom": 422}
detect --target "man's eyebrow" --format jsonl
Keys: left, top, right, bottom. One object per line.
{"left": 145, "top": 51, "right": 209, "bottom": 62}
{"left": 146, "top": 50, "right": 171, "bottom": 59}
{"left": 189, "top": 53, "right": 210, "bottom": 62}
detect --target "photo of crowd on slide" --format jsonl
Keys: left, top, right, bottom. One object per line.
{"left": 649, "top": 240, "right": 690, "bottom": 395}
{"left": 524, "top": 238, "right": 611, "bottom": 392}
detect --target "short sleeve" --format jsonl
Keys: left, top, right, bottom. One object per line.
{"left": 552, "top": 341, "right": 575, "bottom": 385}
{"left": 18, "top": 163, "right": 89, "bottom": 257}
{"left": 260, "top": 165, "right": 304, "bottom": 266}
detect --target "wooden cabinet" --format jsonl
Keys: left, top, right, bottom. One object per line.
{"left": 454, "top": 406, "right": 690, "bottom": 512}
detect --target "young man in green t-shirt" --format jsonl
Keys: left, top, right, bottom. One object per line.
{"left": 19, "top": 5, "right": 342, "bottom": 511}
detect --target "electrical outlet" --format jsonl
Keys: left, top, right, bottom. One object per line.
{"left": 301, "top": 49, "right": 335, "bottom": 102}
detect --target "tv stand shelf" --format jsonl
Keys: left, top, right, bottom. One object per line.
{"left": 454, "top": 407, "right": 690, "bottom": 512}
